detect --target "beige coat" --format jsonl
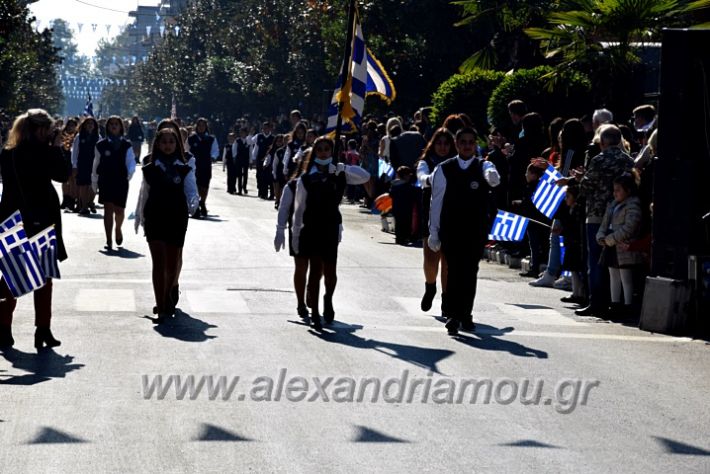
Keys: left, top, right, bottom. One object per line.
{"left": 597, "top": 196, "right": 644, "bottom": 266}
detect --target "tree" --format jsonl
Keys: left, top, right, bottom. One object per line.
{"left": 0, "top": 0, "right": 62, "bottom": 115}
{"left": 525, "top": 0, "right": 710, "bottom": 111}
{"left": 430, "top": 69, "right": 505, "bottom": 130}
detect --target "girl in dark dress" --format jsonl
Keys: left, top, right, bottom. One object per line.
{"left": 416, "top": 128, "right": 455, "bottom": 314}
{"left": 71, "top": 117, "right": 100, "bottom": 215}
{"left": 0, "top": 109, "right": 71, "bottom": 349}
{"left": 135, "top": 128, "right": 198, "bottom": 322}
{"left": 92, "top": 116, "right": 136, "bottom": 250}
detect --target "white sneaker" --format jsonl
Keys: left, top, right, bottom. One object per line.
{"left": 553, "top": 275, "right": 572, "bottom": 290}
{"left": 529, "top": 272, "right": 556, "bottom": 287}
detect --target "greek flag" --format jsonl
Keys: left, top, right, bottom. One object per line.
{"left": 533, "top": 165, "right": 567, "bottom": 219}
{"left": 326, "top": 11, "right": 396, "bottom": 133}
{"left": 0, "top": 225, "right": 46, "bottom": 297}
{"left": 29, "top": 226, "right": 60, "bottom": 280}
{"left": 0, "top": 211, "right": 22, "bottom": 232}
{"left": 488, "top": 210, "right": 529, "bottom": 242}
{"left": 378, "top": 158, "right": 395, "bottom": 179}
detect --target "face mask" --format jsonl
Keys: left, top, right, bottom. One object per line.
{"left": 314, "top": 157, "right": 332, "bottom": 166}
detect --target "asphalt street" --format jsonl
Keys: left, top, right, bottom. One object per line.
{"left": 1, "top": 160, "right": 709, "bottom": 473}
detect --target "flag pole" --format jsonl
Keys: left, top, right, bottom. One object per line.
{"left": 333, "top": 0, "right": 357, "bottom": 162}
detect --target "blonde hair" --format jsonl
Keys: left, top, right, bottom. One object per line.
{"left": 3, "top": 109, "right": 54, "bottom": 150}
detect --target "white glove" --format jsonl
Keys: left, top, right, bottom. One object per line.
{"left": 428, "top": 235, "right": 441, "bottom": 253}
{"left": 91, "top": 181, "right": 98, "bottom": 194}
{"left": 328, "top": 163, "right": 337, "bottom": 174}
{"left": 483, "top": 161, "right": 501, "bottom": 187}
{"left": 336, "top": 162, "right": 345, "bottom": 175}
{"left": 338, "top": 224, "right": 343, "bottom": 243}
{"left": 274, "top": 227, "right": 285, "bottom": 252}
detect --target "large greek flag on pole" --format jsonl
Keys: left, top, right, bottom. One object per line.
{"left": 488, "top": 210, "right": 529, "bottom": 242}
{"left": 326, "top": 11, "right": 396, "bottom": 133}
{"left": 0, "top": 224, "right": 46, "bottom": 297}
{"left": 533, "top": 165, "right": 567, "bottom": 219}
{"left": 29, "top": 226, "right": 60, "bottom": 280}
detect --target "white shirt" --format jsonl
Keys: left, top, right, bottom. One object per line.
{"left": 276, "top": 183, "right": 295, "bottom": 230}
{"left": 429, "top": 156, "right": 500, "bottom": 242}
{"left": 250, "top": 133, "right": 272, "bottom": 164}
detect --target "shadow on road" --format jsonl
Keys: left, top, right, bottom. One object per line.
{"left": 147, "top": 309, "right": 217, "bottom": 342}
{"left": 99, "top": 247, "right": 145, "bottom": 259}
{"left": 453, "top": 323, "right": 548, "bottom": 359}
{"left": 0, "top": 348, "right": 84, "bottom": 385}
{"left": 300, "top": 321, "right": 454, "bottom": 374}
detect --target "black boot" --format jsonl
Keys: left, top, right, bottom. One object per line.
{"left": 0, "top": 325, "right": 14, "bottom": 348}
{"left": 421, "top": 283, "right": 437, "bottom": 312}
{"left": 297, "top": 304, "right": 309, "bottom": 320}
{"left": 34, "top": 327, "right": 61, "bottom": 350}
{"left": 323, "top": 295, "right": 335, "bottom": 324}
{"left": 440, "top": 293, "right": 450, "bottom": 318}
{"left": 170, "top": 285, "right": 180, "bottom": 307}
{"left": 310, "top": 312, "right": 322, "bottom": 331}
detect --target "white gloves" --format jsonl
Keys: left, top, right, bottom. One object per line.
{"left": 428, "top": 235, "right": 441, "bottom": 253}
{"left": 336, "top": 162, "right": 345, "bottom": 175}
{"left": 274, "top": 227, "right": 286, "bottom": 252}
{"left": 483, "top": 161, "right": 501, "bottom": 187}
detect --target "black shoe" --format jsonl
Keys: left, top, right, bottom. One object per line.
{"left": 0, "top": 325, "right": 14, "bottom": 348}
{"left": 421, "top": 283, "right": 437, "bottom": 312}
{"left": 89, "top": 203, "right": 97, "bottom": 214}
{"left": 460, "top": 320, "right": 476, "bottom": 332}
{"left": 561, "top": 295, "right": 586, "bottom": 305}
{"left": 575, "top": 305, "right": 601, "bottom": 316}
{"left": 310, "top": 312, "right": 322, "bottom": 331}
{"left": 519, "top": 270, "right": 538, "bottom": 278}
{"left": 323, "top": 295, "right": 335, "bottom": 324}
{"left": 200, "top": 206, "right": 208, "bottom": 217}
{"left": 440, "top": 292, "right": 450, "bottom": 318}
{"left": 297, "top": 305, "right": 309, "bottom": 320}
{"left": 78, "top": 208, "right": 90, "bottom": 216}
{"left": 445, "top": 318, "right": 459, "bottom": 335}
{"left": 104, "top": 241, "right": 113, "bottom": 251}
{"left": 116, "top": 232, "right": 123, "bottom": 247}
{"left": 34, "top": 327, "right": 61, "bottom": 350}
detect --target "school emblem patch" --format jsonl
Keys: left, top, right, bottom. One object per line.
{"left": 470, "top": 181, "right": 480, "bottom": 190}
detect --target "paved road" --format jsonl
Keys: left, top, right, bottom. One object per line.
{"left": 1, "top": 163, "right": 709, "bottom": 473}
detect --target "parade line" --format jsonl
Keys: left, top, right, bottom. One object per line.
{"left": 142, "top": 369, "right": 600, "bottom": 414}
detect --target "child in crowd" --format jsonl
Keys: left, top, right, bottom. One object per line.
{"left": 513, "top": 161, "right": 550, "bottom": 277}
{"left": 558, "top": 185, "right": 587, "bottom": 306}
{"left": 389, "top": 165, "right": 420, "bottom": 245}
{"left": 596, "top": 173, "right": 643, "bottom": 317}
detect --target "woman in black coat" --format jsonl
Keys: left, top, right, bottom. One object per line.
{"left": 0, "top": 109, "right": 71, "bottom": 349}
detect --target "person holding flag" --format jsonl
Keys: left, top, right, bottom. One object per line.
{"left": 428, "top": 127, "right": 500, "bottom": 335}
{"left": 0, "top": 109, "right": 71, "bottom": 349}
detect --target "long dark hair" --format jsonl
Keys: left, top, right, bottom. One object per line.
{"left": 156, "top": 118, "right": 187, "bottom": 158}
{"left": 150, "top": 128, "right": 186, "bottom": 164}
{"left": 419, "top": 127, "right": 455, "bottom": 162}
{"left": 298, "top": 136, "right": 334, "bottom": 177}
{"left": 78, "top": 117, "right": 99, "bottom": 138}
{"left": 105, "top": 115, "right": 125, "bottom": 137}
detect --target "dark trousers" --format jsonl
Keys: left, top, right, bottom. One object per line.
{"left": 442, "top": 243, "right": 483, "bottom": 321}
{"left": 256, "top": 161, "right": 266, "bottom": 198}
{"left": 226, "top": 161, "right": 237, "bottom": 193}
{"left": 527, "top": 224, "right": 550, "bottom": 274}
{"left": 236, "top": 164, "right": 249, "bottom": 192}
{"left": 586, "top": 223, "right": 609, "bottom": 309}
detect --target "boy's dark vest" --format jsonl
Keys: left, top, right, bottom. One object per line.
{"left": 235, "top": 139, "right": 250, "bottom": 165}
{"left": 95, "top": 138, "right": 131, "bottom": 180}
{"left": 302, "top": 171, "right": 346, "bottom": 237}
{"left": 439, "top": 157, "right": 492, "bottom": 246}
{"left": 255, "top": 134, "right": 274, "bottom": 163}
{"left": 274, "top": 147, "right": 286, "bottom": 180}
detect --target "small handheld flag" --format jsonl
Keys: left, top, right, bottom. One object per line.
{"left": 533, "top": 165, "right": 567, "bottom": 219}
{"left": 0, "top": 211, "right": 23, "bottom": 233}
{"left": 0, "top": 225, "right": 46, "bottom": 297}
{"left": 378, "top": 158, "right": 395, "bottom": 179}
{"left": 29, "top": 226, "right": 60, "bottom": 280}
{"left": 488, "top": 210, "right": 530, "bottom": 242}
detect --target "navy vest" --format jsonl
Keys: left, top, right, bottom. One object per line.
{"left": 188, "top": 134, "right": 215, "bottom": 164}
{"left": 255, "top": 134, "right": 274, "bottom": 161}
{"left": 95, "top": 138, "right": 131, "bottom": 180}
{"left": 302, "top": 171, "right": 346, "bottom": 235}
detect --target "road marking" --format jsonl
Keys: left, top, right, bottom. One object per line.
{"left": 492, "top": 303, "right": 588, "bottom": 327}
{"left": 74, "top": 289, "right": 136, "bottom": 312}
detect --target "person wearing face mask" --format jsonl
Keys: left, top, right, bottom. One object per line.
{"left": 92, "top": 115, "right": 136, "bottom": 251}
{"left": 428, "top": 127, "right": 500, "bottom": 335}
{"left": 187, "top": 117, "right": 219, "bottom": 218}
{"left": 0, "top": 109, "right": 71, "bottom": 349}
{"left": 290, "top": 136, "right": 370, "bottom": 330}
{"left": 135, "top": 128, "right": 199, "bottom": 323}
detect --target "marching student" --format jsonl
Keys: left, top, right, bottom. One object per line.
{"left": 223, "top": 132, "right": 237, "bottom": 194}
{"left": 186, "top": 117, "right": 219, "bottom": 217}
{"left": 416, "top": 127, "right": 456, "bottom": 314}
{"left": 262, "top": 134, "right": 283, "bottom": 203}
{"left": 274, "top": 157, "right": 309, "bottom": 321}
{"left": 232, "top": 127, "right": 251, "bottom": 195}
{"left": 128, "top": 116, "right": 145, "bottom": 164}
{"left": 135, "top": 127, "right": 199, "bottom": 323}
{"left": 283, "top": 122, "right": 308, "bottom": 179}
{"left": 72, "top": 116, "right": 100, "bottom": 215}
{"left": 0, "top": 109, "right": 71, "bottom": 349}
{"left": 59, "top": 118, "right": 79, "bottom": 212}
{"left": 92, "top": 116, "right": 136, "bottom": 251}
{"left": 428, "top": 127, "right": 500, "bottom": 335}
{"left": 291, "top": 136, "right": 371, "bottom": 330}
{"left": 251, "top": 122, "right": 274, "bottom": 200}
{"left": 270, "top": 134, "right": 288, "bottom": 209}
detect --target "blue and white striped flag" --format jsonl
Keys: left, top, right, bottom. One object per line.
{"left": 533, "top": 165, "right": 567, "bottom": 219}
{"left": 488, "top": 210, "right": 529, "bottom": 242}
{"left": 29, "top": 226, "right": 60, "bottom": 280}
{"left": 326, "top": 11, "right": 396, "bottom": 133}
{"left": 378, "top": 158, "right": 395, "bottom": 179}
{"left": 0, "top": 211, "right": 22, "bottom": 232}
{"left": 0, "top": 225, "right": 46, "bottom": 297}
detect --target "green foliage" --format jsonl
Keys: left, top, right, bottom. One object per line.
{"left": 430, "top": 69, "right": 505, "bottom": 130}
{"left": 0, "top": 0, "right": 62, "bottom": 115}
{"left": 487, "top": 66, "right": 592, "bottom": 129}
